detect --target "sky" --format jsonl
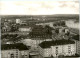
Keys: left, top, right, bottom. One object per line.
{"left": 0, "top": 1, "right": 79, "bottom": 15}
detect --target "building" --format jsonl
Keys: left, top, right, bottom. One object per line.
{"left": 65, "top": 20, "right": 79, "bottom": 29}
{"left": 38, "top": 39, "right": 77, "bottom": 58}
{"left": 38, "top": 41, "right": 52, "bottom": 58}
{"left": 21, "top": 38, "right": 52, "bottom": 52}
{"left": 1, "top": 26, "right": 11, "bottom": 32}
{"left": 19, "top": 26, "right": 31, "bottom": 33}
{"left": 29, "top": 25, "right": 52, "bottom": 48}
{"left": 1, "top": 43, "right": 29, "bottom": 58}
{"left": 55, "top": 26, "right": 69, "bottom": 34}
{"left": 16, "top": 19, "right": 21, "bottom": 24}
{"left": 76, "top": 40, "right": 80, "bottom": 55}
{"left": 72, "top": 35, "right": 80, "bottom": 55}
{"left": 1, "top": 20, "right": 11, "bottom": 32}
{"left": 36, "top": 22, "right": 54, "bottom": 27}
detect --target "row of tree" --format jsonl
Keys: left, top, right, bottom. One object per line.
{"left": 53, "top": 21, "right": 66, "bottom": 27}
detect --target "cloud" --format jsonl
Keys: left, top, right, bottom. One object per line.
{"left": 0, "top": 1, "right": 79, "bottom": 15}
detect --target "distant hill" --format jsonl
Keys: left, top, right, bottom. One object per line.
{"left": 0, "top": 14, "right": 79, "bottom": 19}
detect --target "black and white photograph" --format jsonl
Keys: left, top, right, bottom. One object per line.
{"left": 0, "top": 0, "right": 79, "bottom": 58}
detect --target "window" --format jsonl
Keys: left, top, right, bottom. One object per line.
{"left": 16, "top": 50, "right": 18, "bottom": 56}
{"left": 16, "top": 56, "right": 18, "bottom": 58}
{"left": 16, "top": 51, "right": 18, "bottom": 53}
{"left": 25, "top": 55, "right": 27, "bottom": 56}
{"left": 55, "top": 47, "right": 58, "bottom": 55}
{"left": 68, "top": 45, "right": 71, "bottom": 54}
{"left": 11, "top": 54, "right": 14, "bottom": 58}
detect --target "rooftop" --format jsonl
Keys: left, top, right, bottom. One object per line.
{"left": 39, "top": 39, "right": 75, "bottom": 48}
{"left": 1, "top": 43, "right": 29, "bottom": 50}
{"left": 29, "top": 25, "right": 52, "bottom": 39}
{"left": 70, "top": 28, "right": 79, "bottom": 35}
{"left": 19, "top": 26, "right": 30, "bottom": 28}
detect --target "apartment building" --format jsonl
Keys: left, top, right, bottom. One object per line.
{"left": 38, "top": 39, "right": 77, "bottom": 58}
{"left": 1, "top": 43, "right": 29, "bottom": 58}
{"left": 75, "top": 40, "right": 80, "bottom": 55}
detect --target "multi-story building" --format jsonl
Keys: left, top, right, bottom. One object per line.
{"left": 1, "top": 20, "right": 11, "bottom": 32}
{"left": 38, "top": 41, "right": 52, "bottom": 57}
{"left": 65, "top": 20, "right": 79, "bottom": 29}
{"left": 38, "top": 39, "right": 79, "bottom": 58}
{"left": 19, "top": 26, "right": 31, "bottom": 33}
{"left": 29, "top": 25, "right": 52, "bottom": 48}
{"left": 76, "top": 40, "right": 80, "bottom": 55}
{"left": 73, "top": 35, "right": 80, "bottom": 55}
{"left": 21, "top": 38, "right": 52, "bottom": 51}
{"left": 1, "top": 43, "right": 29, "bottom": 58}
{"left": 16, "top": 19, "right": 21, "bottom": 24}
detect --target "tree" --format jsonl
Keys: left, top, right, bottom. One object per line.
{"left": 55, "top": 29, "right": 59, "bottom": 34}
{"left": 58, "top": 55, "right": 64, "bottom": 58}
{"left": 8, "top": 34, "right": 22, "bottom": 43}
{"left": 45, "top": 25, "right": 53, "bottom": 35}
{"left": 10, "top": 24, "right": 19, "bottom": 32}
{"left": 51, "top": 55, "right": 54, "bottom": 58}
{"left": 60, "top": 21, "right": 65, "bottom": 26}
{"left": 53, "top": 23, "right": 57, "bottom": 26}
{"left": 65, "top": 31, "right": 70, "bottom": 36}
{"left": 72, "top": 34, "right": 79, "bottom": 40}
{"left": 75, "top": 53, "right": 80, "bottom": 57}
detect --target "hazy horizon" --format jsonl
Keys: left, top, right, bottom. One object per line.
{"left": 0, "top": 1, "right": 79, "bottom": 15}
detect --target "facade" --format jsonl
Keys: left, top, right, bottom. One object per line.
{"left": 16, "top": 19, "right": 21, "bottom": 24}
{"left": 39, "top": 39, "right": 77, "bottom": 58}
{"left": 1, "top": 21, "right": 11, "bottom": 32}
{"left": 1, "top": 43, "right": 29, "bottom": 58}
{"left": 38, "top": 46, "right": 52, "bottom": 57}
{"left": 1, "top": 49, "right": 20, "bottom": 58}
{"left": 22, "top": 38, "right": 52, "bottom": 51}
{"left": 2, "top": 26, "right": 11, "bottom": 32}
{"left": 31, "top": 39, "right": 52, "bottom": 49}
{"left": 51, "top": 44, "right": 76, "bottom": 57}
{"left": 57, "top": 27, "right": 69, "bottom": 34}
{"left": 19, "top": 26, "right": 31, "bottom": 32}
{"left": 20, "top": 50, "right": 29, "bottom": 58}
{"left": 76, "top": 40, "right": 80, "bottom": 55}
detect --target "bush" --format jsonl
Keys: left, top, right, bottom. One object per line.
{"left": 58, "top": 55, "right": 64, "bottom": 58}
{"left": 75, "top": 53, "right": 80, "bottom": 57}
